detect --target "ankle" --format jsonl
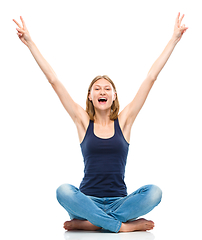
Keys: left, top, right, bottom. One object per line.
{"left": 119, "top": 223, "right": 127, "bottom": 232}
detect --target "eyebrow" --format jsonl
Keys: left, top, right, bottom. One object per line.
{"left": 94, "top": 84, "right": 111, "bottom": 88}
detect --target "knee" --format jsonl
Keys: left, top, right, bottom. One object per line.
{"left": 145, "top": 185, "right": 162, "bottom": 206}
{"left": 148, "top": 185, "right": 162, "bottom": 206}
{"left": 56, "top": 183, "right": 77, "bottom": 202}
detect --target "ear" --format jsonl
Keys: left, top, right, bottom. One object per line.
{"left": 88, "top": 92, "right": 92, "bottom": 101}
{"left": 113, "top": 92, "right": 117, "bottom": 101}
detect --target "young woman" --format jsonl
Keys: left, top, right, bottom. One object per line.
{"left": 13, "top": 13, "right": 188, "bottom": 233}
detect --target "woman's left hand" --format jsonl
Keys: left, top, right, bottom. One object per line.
{"left": 172, "top": 12, "right": 188, "bottom": 43}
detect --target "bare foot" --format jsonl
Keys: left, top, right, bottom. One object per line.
{"left": 119, "top": 218, "right": 155, "bottom": 232}
{"left": 63, "top": 219, "right": 101, "bottom": 231}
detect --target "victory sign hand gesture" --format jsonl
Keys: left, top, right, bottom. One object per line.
{"left": 172, "top": 12, "right": 188, "bottom": 42}
{"left": 13, "top": 16, "right": 32, "bottom": 47}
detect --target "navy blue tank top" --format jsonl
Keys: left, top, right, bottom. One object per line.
{"left": 79, "top": 118, "right": 129, "bottom": 197}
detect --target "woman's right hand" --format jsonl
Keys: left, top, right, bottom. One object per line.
{"left": 13, "top": 16, "right": 32, "bottom": 47}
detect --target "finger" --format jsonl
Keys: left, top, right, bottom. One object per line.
{"left": 182, "top": 27, "right": 188, "bottom": 33}
{"left": 174, "top": 12, "right": 180, "bottom": 28}
{"left": 180, "top": 26, "right": 188, "bottom": 36}
{"left": 20, "top": 16, "right": 27, "bottom": 29}
{"left": 182, "top": 29, "right": 187, "bottom": 35}
{"left": 13, "top": 19, "right": 22, "bottom": 28}
{"left": 16, "top": 27, "right": 25, "bottom": 34}
{"left": 175, "top": 12, "right": 180, "bottom": 22}
{"left": 179, "top": 14, "right": 185, "bottom": 25}
{"left": 180, "top": 24, "right": 188, "bottom": 31}
{"left": 17, "top": 33, "right": 25, "bottom": 40}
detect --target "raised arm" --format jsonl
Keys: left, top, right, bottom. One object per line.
{"left": 119, "top": 13, "right": 188, "bottom": 130}
{"left": 13, "top": 16, "right": 58, "bottom": 84}
{"left": 13, "top": 16, "right": 89, "bottom": 127}
{"left": 147, "top": 13, "right": 188, "bottom": 80}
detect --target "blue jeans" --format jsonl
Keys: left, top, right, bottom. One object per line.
{"left": 56, "top": 184, "right": 162, "bottom": 233}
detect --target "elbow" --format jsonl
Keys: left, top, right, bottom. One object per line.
{"left": 147, "top": 72, "right": 157, "bottom": 82}
{"left": 48, "top": 76, "right": 59, "bottom": 85}
{"left": 49, "top": 79, "right": 55, "bottom": 85}
{"left": 151, "top": 76, "right": 157, "bottom": 82}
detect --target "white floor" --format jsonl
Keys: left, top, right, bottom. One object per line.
{"left": 64, "top": 230, "right": 155, "bottom": 240}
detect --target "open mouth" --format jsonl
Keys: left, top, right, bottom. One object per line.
{"left": 98, "top": 98, "right": 107, "bottom": 103}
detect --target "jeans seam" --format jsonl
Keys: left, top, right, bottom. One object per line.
{"left": 115, "top": 221, "right": 122, "bottom": 233}
{"left": 112, "top": 193, "right": 134, "bottom": 215}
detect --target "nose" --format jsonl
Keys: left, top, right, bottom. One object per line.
{"left": 100, "top": 89, "right": 106, "bottom": 95}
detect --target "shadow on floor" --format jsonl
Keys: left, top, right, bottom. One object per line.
{"left": 64, "top": 230, "right": 155, "bottom": 240}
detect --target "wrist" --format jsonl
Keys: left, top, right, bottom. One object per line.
{"left": 27, "top": 39, "right": 35, "bottom": 49}
{"left": 170, "top": 35, "right": 180, "bottom": 45}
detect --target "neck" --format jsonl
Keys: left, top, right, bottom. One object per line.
{"left": 94, "top": 110, "right": 112, "bottom": 125}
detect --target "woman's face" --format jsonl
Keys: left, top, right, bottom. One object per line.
{"left": 89, "top": 78, "right": 116, "bottom": 111}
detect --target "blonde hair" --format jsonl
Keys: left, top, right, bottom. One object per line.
{"left": 86, "top": 75, "right": 120, "bottom": 121}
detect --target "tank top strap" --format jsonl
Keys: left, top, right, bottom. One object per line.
{"left": 80, "top": 120, "right": 93, "bottom": 146}
{"left": 89, "top": 120, "right": 93, "bottom": 130}
{"left": 114, "top": 118, "right": 122, "bottom": 135}
{"left": 88, "top": 120, "right": 94, "bottom": 137}
{"left": 115, "top": 118, "right": 129, "bottom": 145}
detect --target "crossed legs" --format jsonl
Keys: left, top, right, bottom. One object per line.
{"left": 56, "top": 184, "right": 162, "bottom": 233}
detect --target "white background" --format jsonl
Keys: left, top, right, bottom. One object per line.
{"left": 1, "top": 0, "right": 201, "bottom": 239}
